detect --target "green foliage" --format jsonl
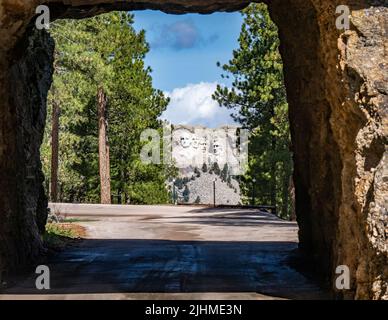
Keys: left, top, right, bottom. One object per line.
{"left": 174, "top": 178, "right": 184, "bottom": 190}
{"left": 42, "top": 12, "right": 172, "bottom": 204}
{"left": 123, "top": 160, "right": 172, "bottom": 204}
{"left": 211, "top": 162, "right": 221, "bottom": 176}
{"left": 183, "top": 185, "right": 190, "bottom": 203}
{"left": 213, "top": 3, "right": 293, "bottom": 218}
{"left": 43, "top": 223, "right": 82, "bottom": 249}
{"left": 194, "top": 167, "right": 201, "bottom": 178}
{"left": 221, "top": 163, "right": 229, "bottom": 182}
{"left": 45, "top": 223, "right": 78, "bottom": 239}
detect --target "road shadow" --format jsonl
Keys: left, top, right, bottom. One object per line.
{"left": 163, "top": 209, "right": 296, "bottom": 228}
{"left": 2, "top": 239, "right": 331, "bottom": 299}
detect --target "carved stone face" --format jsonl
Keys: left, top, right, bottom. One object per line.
{"left": 180, "top": 131, "right": 192, "bottom": 148}
{"left": 191, "top": 136, "right": 199, "bottom": 149}
{"left": 213, "top": 139, "right": 223, "bottom": 155}
{"left": 200, "top": 137, "right": 208, "bottom": 152}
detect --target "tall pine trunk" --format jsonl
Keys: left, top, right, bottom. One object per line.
{"left": 50, "top": 99, "right": 60, "bottom": 203}
{"left": 97, "top": 87, "right": 111, "bottom": 204}
{"left": 270, "top": 108, "right": 277, "bottom": 212}
{"left": 270, "top": 136, "right": 277, "bottom": 210}
{"left": 281, "top": 169, "right": 290, "bottom": 219}
{"left": 289, "top": 176, "right": 296, "bottom": 221}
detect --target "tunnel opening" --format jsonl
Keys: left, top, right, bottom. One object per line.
{"left": 31, "top": 8, "right": 310, "bottom": 299}
{"left": 0, "top": 0, "right": 386, "bottom": 300}
{"left": 42, "top": 6, "right": 294, "bottom": 218}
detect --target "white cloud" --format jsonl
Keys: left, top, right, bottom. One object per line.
{"left": 161, "top": 82, "right": 235, "bottom": 128}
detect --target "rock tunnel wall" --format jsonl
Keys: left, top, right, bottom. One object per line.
{"left": 268, "top": 0, "right": 387, "bottom": 299}
{"left": 0, "top": 0, "right": 386, "bottom": 299}
{"left": 0, "top": 24, "right": 54, "bottom": 278}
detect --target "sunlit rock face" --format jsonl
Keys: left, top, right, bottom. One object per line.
{"left": 171, "top": 125, "right": 243, "bottom": 175}
{"left": 0, "top": 0, "right": 386, "bottom": 299}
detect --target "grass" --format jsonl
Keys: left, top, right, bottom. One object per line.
{"left": 62, "top": 218, "right": 82, "bottom": 223}
{"left": 62, "top": 218, "right": 96, "bottom": 223}
{"left": 45, "top": 223, "right": 78, "bottom": 238}
{"left": 43, "top": 223, "right": 85, "bottom": 251}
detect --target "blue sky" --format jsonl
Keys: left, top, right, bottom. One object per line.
{"left": 133, "top": 10, "right": 243, "bottom": 127}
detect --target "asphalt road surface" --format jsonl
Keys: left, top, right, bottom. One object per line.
{"left": 1, "top": 204, "right": 329, "bottom": 300}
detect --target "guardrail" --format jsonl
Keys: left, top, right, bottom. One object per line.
{"left": 176, "top": 203, "right": 277, "bottom": 215}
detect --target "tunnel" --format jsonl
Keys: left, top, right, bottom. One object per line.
{"left": 0, "top": 0, "right": 386, "bottom": 299}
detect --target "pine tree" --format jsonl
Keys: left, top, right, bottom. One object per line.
{"left": 42, "top": 12, "right": 171, "bottom": 204}
{"left": 213, "top": 3, "right": 293, "bottom": 218}
{"left": 221, "top": 163, "right": 229, "bottom": 182}
{"left": 50, "top": 83, "right": 60, "bottom": 202}
{"left": 212, "top": 162, "right": 221, "bottom": 176}
{"left": 194, "top": 167, "right": 201, "bottom": 178}
{"left": 183, "top": 186, "right": 190, "bottom": 203}
{"left": 97, "top": 87, "right": 111, "bottom": 204}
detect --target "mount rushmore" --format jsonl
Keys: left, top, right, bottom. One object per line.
{"left": 170, "top": 125, "right": 247, "bottom": 205}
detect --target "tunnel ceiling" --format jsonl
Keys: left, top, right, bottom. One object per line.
{"left": 47, "top": 0, "right": 253, "bottom": 18}
{"left": 1, "top": 0, "right": 255, "bottom": 57}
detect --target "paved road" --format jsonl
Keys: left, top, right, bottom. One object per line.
{"left": 1, "top": 204, "right": 329, "bottom": 300}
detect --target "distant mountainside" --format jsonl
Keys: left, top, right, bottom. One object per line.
{"left": 170, "top": 125, "right": 242, "bottom": 205}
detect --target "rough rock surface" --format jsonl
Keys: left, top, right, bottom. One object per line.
{"left": 174, "top": 173, "right": 241, "bottom": 205}
{"left": 0, "top": 24, "right": 54, "bottom": 278}
{"left": 267, "top": 1, "right": 387, "bottom": 300}
{"left": 188, "top": 173, "right": 241, "bottom": 205}
{"left": 0, "top": 0, "right": 386, "bottom": 299}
